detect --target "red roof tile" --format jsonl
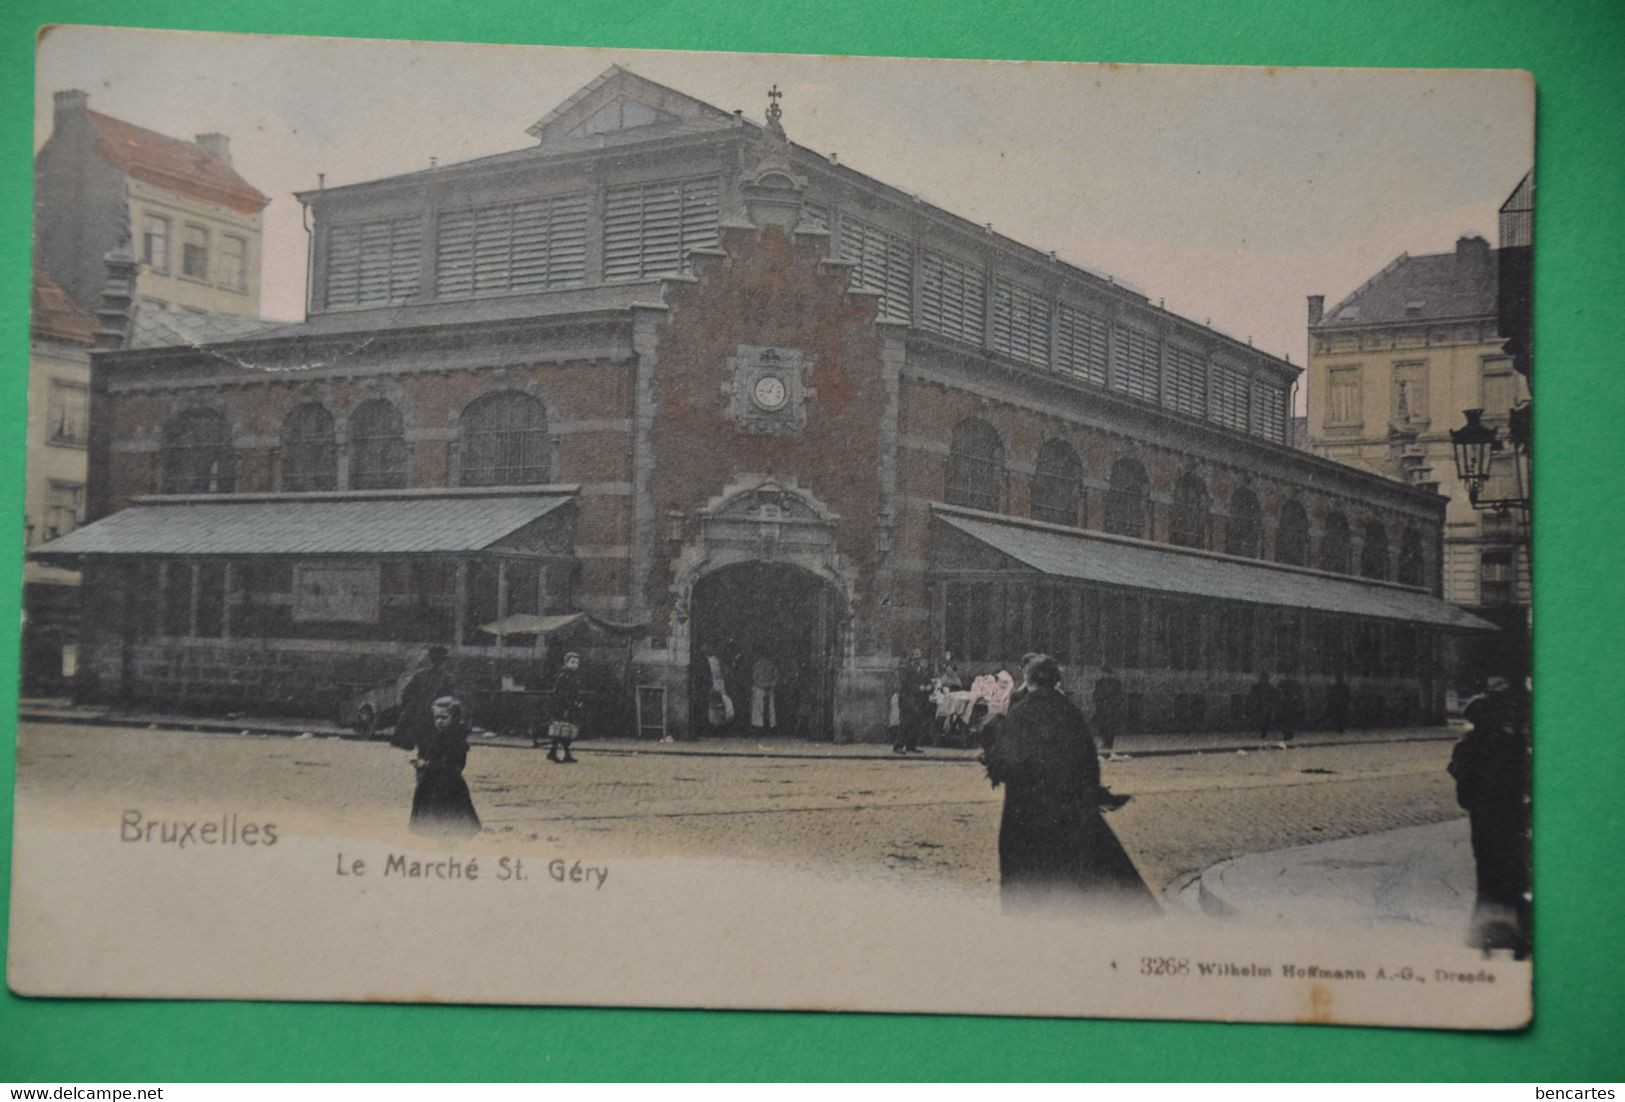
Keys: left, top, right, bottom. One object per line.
{"left": 31, "top": 271, "right": 98, "bottom": 346}
{"left": 86, "top": 110, "right": 269, "bottom": 214}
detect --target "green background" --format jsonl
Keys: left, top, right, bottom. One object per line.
{"left": 2, "top": 0, "right": 1621, "bottom": 1082}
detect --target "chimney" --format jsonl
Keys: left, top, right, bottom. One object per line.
{"left": 53, "top": 88, "right": 89, "bottom": 129}
{"left": 1456, "top": 234, "right": 1491, "bottom": 267}
{"left": 1307, "top": 294, "right": 1324, "bottom": 325}
{"left": 195, "top": 132, "right": 231, "bottom": 166}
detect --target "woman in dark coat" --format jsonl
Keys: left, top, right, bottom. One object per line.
{"left": 983, "top": 655, "right": 1159, "bottom": 917}
{"left": 409, "top": 696, "right": 482, "bottom": 840}
{"left": 1447, "top": 682, "right": 1532, "bottom": 957}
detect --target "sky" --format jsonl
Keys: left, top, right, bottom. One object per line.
{"left": 35, "top": 26, "right": 1533, "bottom": 400}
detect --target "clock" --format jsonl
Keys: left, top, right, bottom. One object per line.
{"left": 753, "top": 374, "right": 788, "bottom": 411}
{"left": 724, "top": 345, "right": 815, "bottom": 436}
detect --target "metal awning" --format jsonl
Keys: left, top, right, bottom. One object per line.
{"left": 934, "top": 506, "right": 1497, "bottom": 631}
{"left": 31, "top": 493, "right": 573, "bottom": 561}
{"left": 478, "top": 612, "right": 646, "bottom": 638}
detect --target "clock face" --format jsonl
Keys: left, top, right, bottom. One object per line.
{"left": 752, "top": 374, "right": 789, "bottom": 411}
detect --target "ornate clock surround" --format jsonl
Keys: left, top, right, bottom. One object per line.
{"left": 723, "top": 344, "right": 816, "bottom": 436}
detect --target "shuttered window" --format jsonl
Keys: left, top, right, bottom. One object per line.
{"left": 325, "top": 217, "right": 421, "bottom": 308}
{"left": 920, "top": 249, "right": 985, "bottom": 345}
{"left": 1112, "top": 325, "right": 1160, "bottom": 403}
{"left": 1252, "top": 379, "right": 1287, "bottom": 443}
{"left": 991, "top": 279, "right": 1051, "bottom": 366}
{"left": 1213, "top": 363, "right": 1251, "bottom": 432}
{"left": 603, "top": 177, "right": 720, "bottom": 280}
{"left": 837, "top": 216, "right": 913, "bottom": 321}
{"left": 435, "top": 195, "right": 588, "bottom": 296}
{"left": 1055, "top": 303, "right": 1109, "bottom": 386}
{"left": 1166, "top": 344, "right": 1208, "bottom": 418}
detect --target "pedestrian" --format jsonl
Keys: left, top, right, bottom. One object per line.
{"left": 1248, "top": 671, "right": 1277, "bottom": 741}
{"left": 750, "top": 654, "right": 780, "bottom": 731}
{"left": 982, "top": 655, "right": 1158, "bottom": 916}
{"left": 393, "top": 644, "right": 456, "bottom": 751}
{"left": 1276, "top": 673, "right": 1301, "bottom": 742}
{"left": 894, "top": 649, "right": 932, "bottom": 754}
{"left": 1447, "top": 679, "right": 1532, "bottom": 958}
{"left": 541, "top": 651, "right": 584, "bottom": 763}
{"left": 408, "top": 695, "right": 482, "bottom": 839}
{"left": 1326, "top": 674, "right": 1352, "bottom": 734}
{"left": 936, "top": 651, "right": 965, "bottom": 692}
{"left": 1093, "top": 664, "right": 1127, "bottom": 753}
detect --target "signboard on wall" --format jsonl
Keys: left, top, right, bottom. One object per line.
{"left": 293, "top": 563, "right": 381, "bottom": 623}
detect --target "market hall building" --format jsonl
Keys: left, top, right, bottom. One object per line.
{"left": 38, "top": 69, "right": 1493, "bottom": 739}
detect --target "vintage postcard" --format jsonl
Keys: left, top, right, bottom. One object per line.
{"left": 11, "top": 26, "right": 1534, "bottom": 1029}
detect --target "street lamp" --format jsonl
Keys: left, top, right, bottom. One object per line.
{"left": 1450, "top": 404, "right": 1531, "bottom": 514}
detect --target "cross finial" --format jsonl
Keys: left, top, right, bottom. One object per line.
{"left": 766, "top": 84, "right": 785, "bottom": 134}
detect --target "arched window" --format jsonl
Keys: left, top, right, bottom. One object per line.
{"left": 1225, "top": 486, "right": 1262, "bottom": 558}
{"left": 460, "top": 391, "right": 549, "bottom": 486}
{"left": 280, "top": 403, "right": 337, "bottom": 492}
{"left": 1360, "top": 520, "right": 1391, "bottom": 580}
{"left": 1104, "top": 457, "right": 1150, "bottom": 539}
{"left": 1397, "top": 527, "right": 1425, "bottom": 587}
{"left": 1275, "top": 499, "right": 1309, "bottom": 566}
{"left": 945, "top": 418, "right": 1005, "bottom": 511}
{"left": 1320, "top": 511, "right": 1352, "bottom": 574}
{"left": 158, "top": 409, "right": 235, "bottom": 494}
{"left": 1031, "top": 440, "right": 1084, "bottom": 526}
{"left": 1168, "top": 472, "right": 1210, "bottom": 549}
{"left": 350, "top": 399, "right": 409, "bottom": 490}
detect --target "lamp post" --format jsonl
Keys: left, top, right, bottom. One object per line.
{"left": 1449, "top": 403, "right": 1531, "bottom": 516}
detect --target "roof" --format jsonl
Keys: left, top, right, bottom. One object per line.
{"left": 31, "top": 270, "right": 97, "bottom": 346}
{"left": 478, "top": 612, "right": 646, "bottom": 638}
{"left": 934, "top": 507, "right": 1496, "bottom": 631}
{"left": 1318, "top": 238, "right": 1498, "bottom": 328}
{"left": 32, "top": 493, "right": 572, "bottom": 560}
{"left": 86, "top": 109, "right": 269, "bottom": 214}
{"left": 130, "top": 304, "right": 283, "bottom": 350}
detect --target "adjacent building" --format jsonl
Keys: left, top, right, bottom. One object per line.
{"left": 1306, "top": 185, "right": 1532, "bottom": 687}
{"left": 40, "top": 69, "right": 1491, "bottom": 736}
{"left": 23, "top": 272, "right": 97, "bottom": 691}
{"left": 34, "top": 88, "right": 269, "bottom": 317}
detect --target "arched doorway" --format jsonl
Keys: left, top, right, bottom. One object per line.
{"left": 690, "top": 561, "right": 840, "bottom": 740}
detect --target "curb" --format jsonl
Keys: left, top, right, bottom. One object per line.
{"left": 20, "top": 708, "right": 1458, "bottom": 762}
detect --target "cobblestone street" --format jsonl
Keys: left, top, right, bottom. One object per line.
{"left": 16, "top": 720, "right": 1465, "bottom": 896}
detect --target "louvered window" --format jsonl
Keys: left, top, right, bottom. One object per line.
{"left": 920, "top": 249, "right": 985, "bottom": 345}
{"left": 1167, "top": 344, "right": 1208, "bottom": 418}
{"left": 1056, "top": 303, "right": 1109, "bottom": 385}
{"left": 1213, "top": 363, "right": 1251, "bottom": 432}
{"left": 1112, "top": 325, "right": 1160, "bottom": 403}
{"left": 801, "top": 203, "right": 831, "bottom": 233}
{"left": 435, "top": 195, "right": 588, "bottom": 297}
{"left": 325, "top": 217, "right": 421, "bottom": 308}
{"left": 837, "top": 217, "right": 912, "bottom": 322}
{"left": 603, "top": 177, "right": 720, "bottom": 280}
{"left": 1252, "top": 379, "right": 1287, "bottom": 443}
{"left": 991, "top": 279, "right": 1051, "bottom": 366}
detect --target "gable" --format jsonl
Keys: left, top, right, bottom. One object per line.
{"left": 571, "top": 99, "right": 681, "bottom": 138}
{"left": 526, "top": 66, "right": 744, "bottom": 146}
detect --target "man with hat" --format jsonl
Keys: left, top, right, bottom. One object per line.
{"left": 394, "top": 644, "right": 456, "bottom": 753}
{"left": 894, "top": 649, "right": 932, "bottom": 754}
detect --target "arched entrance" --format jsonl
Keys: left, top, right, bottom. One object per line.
{"left": 690, "top": 561, "right": 841, "bottom": 740}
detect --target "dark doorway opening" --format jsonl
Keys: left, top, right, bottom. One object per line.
{"left": 690, "top": 561, "right": 839, "bottom": 740}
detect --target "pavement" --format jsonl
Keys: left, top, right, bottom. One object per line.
{"left": 16, "top": 696, "right": 1463, "bottom": 763}
{"left": 1184, "top": 817, "right": 1477, "bottom": 933}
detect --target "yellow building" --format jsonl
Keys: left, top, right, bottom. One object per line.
{"left": 1307, "top": 232, "right": 1530, "bottom": 688}
{"left": 33, "top": 89, "right": 269, "bottom": 317}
